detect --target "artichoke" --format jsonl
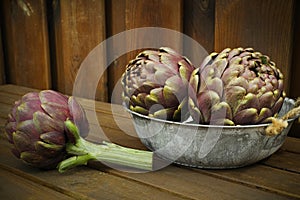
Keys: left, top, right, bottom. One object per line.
{"left": 189, "top": 47, "right": 285, "bottom": 125}
{"left": 5, "top": 90, "right": 153, "bottom": 172}
{"left": 122, "top": 47, "right": 195, "bottom": 122}
{"left": 4, "top": 90, "right": 89, "bottom": 169}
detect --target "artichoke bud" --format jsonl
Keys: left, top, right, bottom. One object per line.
{"left": 189, "top": 47, "right": 285, "bottom": 125}
{"left": 122, "top": 47, "right": 196, "bottom": 122}
{"left": 5, "top": 90, "right": 89, "bottom": 169}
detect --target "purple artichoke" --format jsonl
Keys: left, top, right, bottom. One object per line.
{"left": 5, "top": 90, "right": 89, "bottom": 169}
{"left": 189, "top": 47, "right": 286, "bottom": 125}
{"left": 122, "top": 47, "right": 196, "bottom": 122}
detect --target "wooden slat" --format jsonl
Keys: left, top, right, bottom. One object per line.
{"left": 0, "top": 84, "right": 40, "bottom": 96}
{"left": 0, "top": 140, "right": 188, "bottom": 200}
{"left": 183, "top": 0, "right": 215, "bottom": 64}
{"left": 0, "top": 139, "right": 291, "bottom": 200}
{"left": 0, "top": 26, "right": 5, "bottom": 84}
{"left": 281, "top": 137, "right": 300, "bottom": 153}
{"left": 289, "top": 0, "right": 300, "bottom": 138}
{"left": 215, "top": 0, "right": 294, "bottom": 93}
{"left": 290, "top": 0, "right": 300, "bottom": 99}
{"left": 0, "top": 168, "right": 73, "bottom": 200}
{"left": 263, "top": 150, "right": 300, "bottom": 173}
{"left": 95, "top": 164, "right": 294, "bottom": 200}
{"left": 193, "top": 165, "right": 300, "bottom": 199}
{"left": 1, "top": 0, "right": 51, "bottom": 89}
{"left": 107, "top": 0, "right": 183, "bottom": 104}
{"left": 52, "top": 0, "right": 107, "bottom": 101}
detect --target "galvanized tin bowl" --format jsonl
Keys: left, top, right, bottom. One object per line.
{"left": 127, "top": 98, "right": 297, "bottom": 169}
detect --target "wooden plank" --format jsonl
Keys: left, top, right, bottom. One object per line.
{"left": 0, "top": 141, "right": 187, "bottom": 200}
{"left": 215, "top": 0, "right": 294, "bottom": 93}
{"left": 290, "top": 0, "right": 300, "bottom": 99}
{"left": 0, "top": 26, "right": 5, "bottom": 84}
{"left": 289, "top": 0, "right": 300, "bottom": 138}
{"left": 1, "top": 0, "right": 51, "bottom": 89}
{"left": 0, "top": 91, "right": 23, "bottom": 105}
{"left": 263, "top": 150, "right": 300, "bottom": 173}
{"left": 96, "top": 164, "right": 294, "bottom": 200}
{"left": 0, "top": 168, "right": 73, "bottom": 200}
{"left": 183, "top": 0, "right": 215, "bottom": 61}
{"left": 107, "top": 0, "right": 183, "bottom": 104}
{"left": 0, "top": 139, "right": 291, "bottom": 200}
{"left": 0, "top": 84, "right": 39, "bottom": 95}
{"left": 195, "top": 165, "right": 300, "bottom": 199}
{"left": 52, "top": 0, "right": 107, "bottom": 101}
{"left": 281, "top": 137, "right": 300, "bottom": 153}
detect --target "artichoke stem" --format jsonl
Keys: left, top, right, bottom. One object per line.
{"left": 58, "top": 154, "right": 95, "bottom": 173}
{"left": 59, "top": 120, "right": 153, "bottom": 172}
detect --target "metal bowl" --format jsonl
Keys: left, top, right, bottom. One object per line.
{"left": 127, "top": 98, "right": 297, "bottom": 169}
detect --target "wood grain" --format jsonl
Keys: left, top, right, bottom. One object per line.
{"left": 1, "top": 0, "right": 51, "bottom": 89}
{"left": 183, "top": 0, "right": 215, "bottom": 60}
{"left": 215, "top": 0, "right": 294, "bottom": 93}
{"left": 107, "top": 0, "right": 183, "bottom": 104}
{"left": 0, "top": 26, "right": 5, "bottom": 84}
{"left": 289, "top": 0, "right": 300, "bottom": 138}
{"left": 0, "top": 144, "right": 185, "bottom": 200}
{"left": 0, "top": 168, "right": 73, "bottom": 200}
{"left": 52, "top": 0, "right": 107, "bottom": 101}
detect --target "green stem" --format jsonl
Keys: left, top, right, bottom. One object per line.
{"left": 58, "top": 120, "right": 153, "bottom": 172}
{"left": 58, "top": 154, "right": 95, "bottom": 173}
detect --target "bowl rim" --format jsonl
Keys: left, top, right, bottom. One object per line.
{"left": 124, "top": 97, "right": 296, "bottom": 129}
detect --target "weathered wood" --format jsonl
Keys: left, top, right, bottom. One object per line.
{"left": 215, "top": 0, "right": 294, "bottom": 93}
{"left": 107, "top": 0, "right": 183, "bottom": 104}
{"left": 52, "top": 0, "right": 107, "bottom": 101}
{"left": 1, "top": 0, "right": 51, "bottom": 89}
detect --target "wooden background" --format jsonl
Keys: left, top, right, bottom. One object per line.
{"left": 0, "top": 0, "right": 299, "bottom": 136}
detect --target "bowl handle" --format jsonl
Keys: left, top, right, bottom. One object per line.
{"left": 265, "top": 97, "right": 300, "bottom": 136}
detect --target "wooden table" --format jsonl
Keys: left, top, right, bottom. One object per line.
{"left": 0, "top": 84, "right": 299, "bottom": 200}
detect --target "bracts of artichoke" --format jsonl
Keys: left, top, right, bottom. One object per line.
{"left": 57, "top": 120, "right": 153, "bottom": 172}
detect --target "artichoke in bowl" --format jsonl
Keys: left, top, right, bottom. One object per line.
{"left": 189, "top": 47, "right": 286, "bottom": 125}
{"left": 122, "top": 47, "right": 196, "bottom": 122}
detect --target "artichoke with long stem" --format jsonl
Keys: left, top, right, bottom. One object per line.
{"left": 5, "top": 90, "right": 153, "bottom": 171}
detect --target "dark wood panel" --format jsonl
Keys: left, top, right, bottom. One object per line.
{"left": 0, "top": 26, "right": 5, "bottom": 84}
{"left": 52, "top": 0, "right": 107, "bottom": 101}
{"left": 215, "top": 0, "right": 294, "bottom": 93}
{"left": 1, "top": 0, "right": 51, "bottom": 89}
{"left": 183, "top": 0, "right": 215, "bottom": 59}
{"left": 107, "top": 0, "right": 183, "bottom": 104}
{"left": 289, "top": 0, "right": 300, "bottom": 138}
